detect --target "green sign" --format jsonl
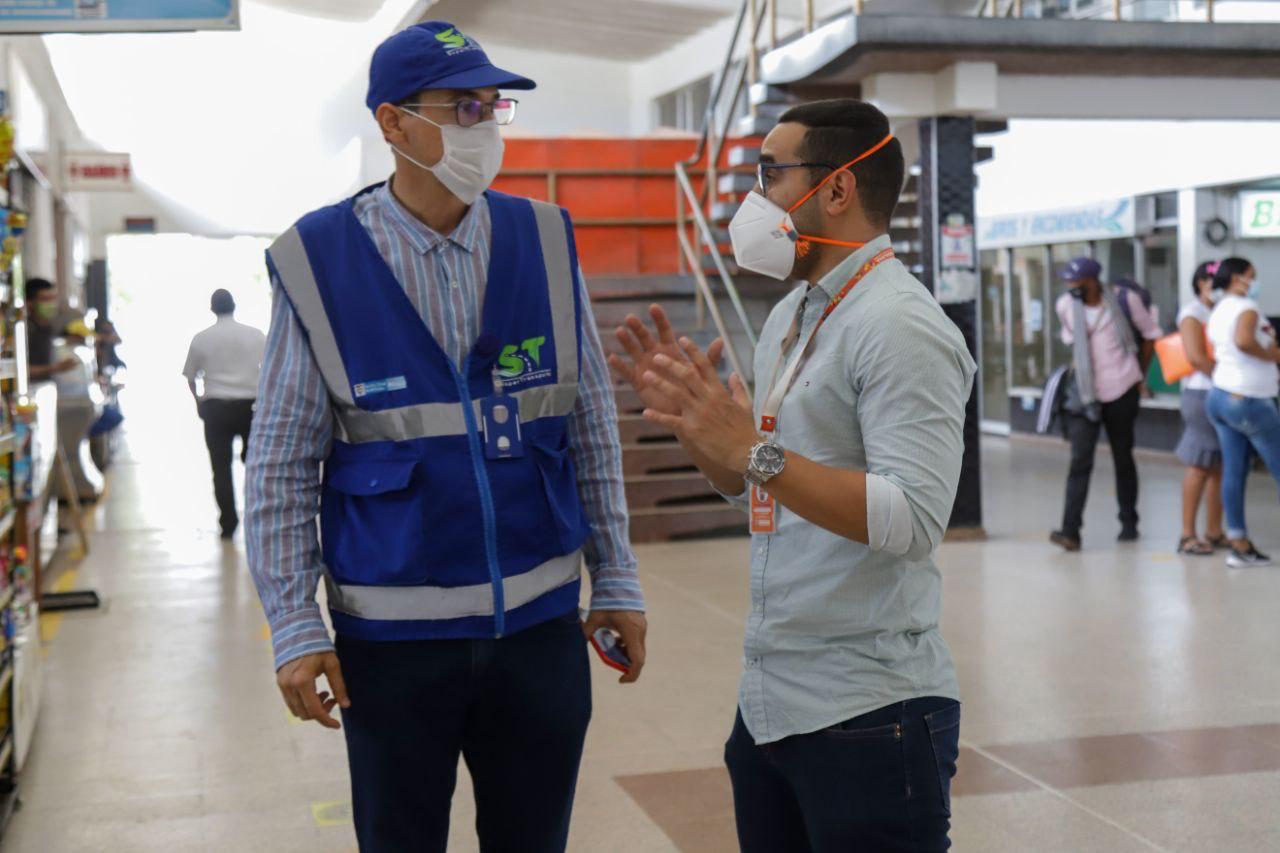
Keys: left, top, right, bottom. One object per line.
{"left": 1239, "top": 191, "right": 1280, "bottom": 238}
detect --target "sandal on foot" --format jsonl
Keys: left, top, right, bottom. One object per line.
{"left": 1205, "top": 534, "right": 1229, "bottom": 550}
{"left": 1177, "top": 536, "right": 1214, "bottom": 556}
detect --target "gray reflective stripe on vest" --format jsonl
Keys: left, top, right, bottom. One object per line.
{"left": 268, "top": 228, "right": 356, "bottom": 410}
{"left": 326, "top": 550, "right": 581, "bottom": 621}
{"left": 269, "top": 199, "right": 580, "bottom": 444}
{"left": 529, "top": 200, "right": 579, "bottom": 385}
{"left": 338, "top": 381, "right": 580, "bottom": 444}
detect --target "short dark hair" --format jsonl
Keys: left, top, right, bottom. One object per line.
{"left": 211, "top": 289, "right": 236, "bottom": 316}
{"left": 1213, "top": 257, "right": 1252, "bottom": 291}
{"left": 777, "top": 98, "right": 905, "bottom": 229}
{"left": 1191, "top": 260, "right": 1218, "bottom": 297}
{"left": 26, "top": 278, "right": 54, "bottom": 300}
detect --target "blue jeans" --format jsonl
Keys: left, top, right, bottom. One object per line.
{"left": 337, "top": 609, "right": 591, "bottom": 852}
{"left": 725, "top": 698, "right": 960, "bottom": 852}
{"left": 1205, "top": 388, "right": 1280, "bottom": 539}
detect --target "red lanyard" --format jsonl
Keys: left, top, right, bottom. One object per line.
{"left": 759, "top": 247, "right": 895, "bottom": 434}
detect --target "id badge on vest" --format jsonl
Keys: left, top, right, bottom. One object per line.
{"left": 482, "top": 374, "right": 524, "bottom": 459}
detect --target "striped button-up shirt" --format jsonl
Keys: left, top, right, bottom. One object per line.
{"left": 731, "top": 236, "right": 975, "bottom": 744}
{"left": 247, "top": 184, "right": 643, "bottom": 670}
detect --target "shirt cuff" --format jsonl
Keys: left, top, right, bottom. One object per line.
{"left": 268, "top": 605, "right": 334, "bottom": 671}
{"left": 715, "top": 482, "right": 750, "bottom": 510}
{"left": 588, "top": 565, "right": 646, "bottom": 612}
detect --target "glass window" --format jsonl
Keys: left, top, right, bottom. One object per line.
{"left": 1142, "top": 231, "right": 1178, "bottom": 336}
{"left": 1049, "top": 242, "right": 1091, "bottom": 372}
{"left": 1095, "top": 238, "right": 1136, "bottom": 287}
{"left": 980, "top": 249, "right": 1010, "bottom": 425}
{"left": 1010, "top": 246, "right": 1049, "bottom": 389}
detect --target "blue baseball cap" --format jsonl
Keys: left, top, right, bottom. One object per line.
{"left": 365, "top": 21, "right": 536, "bottom": 114}
{"left": 1059, "top": 257, "right": 1102, "bottom": 282}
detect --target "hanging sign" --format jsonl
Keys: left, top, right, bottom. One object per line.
{"left": 978, "top": 197, "right": 1135, "bottom": 249}
{"left": 0, "top": 1, "right": 238, "bottom": 33}
{"left": 941, "top": 213, "right": 976, "bottom": 269}
{"left": 64, "top": 151, "right": 132, "bottom": 192}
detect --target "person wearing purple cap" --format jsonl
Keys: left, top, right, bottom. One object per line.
{"left": 245, "top": 21, "right": 646, "bottom": 852}
{"left": 1050, "top": 257, "right": 1162, "bottom": 551}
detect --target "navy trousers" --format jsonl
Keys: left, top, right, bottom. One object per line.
{"left": 337, "top": 609, "right": 592, "bottom": 852}
{"left": 725, "top": 697, "right": 960, "bottom": 852}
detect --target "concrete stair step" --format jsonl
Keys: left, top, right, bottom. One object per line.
{"left": 586, "top": 275, "right": 698, "bottom": 302}
{"left": 717, "top": 171, "right": 758, "bottom": 195}
{"left": 735, "top": 112, "right": 779, "bottom": 138}
{"left": 749, "top": 82, "right": 795, "bottom": 107}
{"left": 620, "top": 441, "right": 697, "bottom": 477}
{"left": 727, "top": 145, "right": 762, "bottom": 168}
{"left": 624, "top": 472, "right": 722, "bottom": 509}
{"left": 617, "top": 414, "right": 675, "bottom": 444}
{"left": 629, "top": 503, "right": 746, "bottom": 543}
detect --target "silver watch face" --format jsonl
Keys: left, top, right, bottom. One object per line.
{"left": 751, "top": 442, "right": 787, "bottom": 476}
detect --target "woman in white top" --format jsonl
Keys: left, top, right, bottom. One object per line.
{"left": 1174, "top": 261, "right": 1225, "bottom": 556}
{"left": 1205, "top": 257, "right": 1280, "bottom": 568}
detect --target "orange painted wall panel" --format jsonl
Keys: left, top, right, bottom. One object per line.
{"left": 490, "top": 137, "right": 756, "bottom": 277}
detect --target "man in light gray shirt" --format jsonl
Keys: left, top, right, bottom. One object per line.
{"left": 612, "top": 99, "right": 975, "bottom": 851}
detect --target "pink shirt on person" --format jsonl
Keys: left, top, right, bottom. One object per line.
{"left": 1056, "top": 290, "right": 1162, "bottom": 404}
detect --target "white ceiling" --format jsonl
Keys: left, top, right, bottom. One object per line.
{"left": 421, "top": 0, "right": 736, "bottom": 61}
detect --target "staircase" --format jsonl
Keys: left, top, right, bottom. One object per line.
{"left": 588, "top": 275, "right": 783, "bottom": 543}
{"left": 597, "top": 0, "right": 1007, "bottom": 542}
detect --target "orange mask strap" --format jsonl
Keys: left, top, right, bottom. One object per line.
{"left": 782, "top": 132, "right": 895, "bottom": 256}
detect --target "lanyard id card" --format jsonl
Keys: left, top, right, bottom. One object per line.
{"left": 750, "top": 484, "right": 777, "bottom": 535}
{"left": 482, "top": 371, "right": 524, "bottom": 460}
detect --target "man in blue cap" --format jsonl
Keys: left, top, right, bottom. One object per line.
{"left": 246, "top": 21, "right": 647, "bottom": 851}
{"left": 1051, "top": 257, "right": 1161, "bottom": 551}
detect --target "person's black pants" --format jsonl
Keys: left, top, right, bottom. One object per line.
{"left": 1061, "top": 383, "right": 1141, "bottom": 539}
{"left": 725, "top": 697, "right": 960, "bottom": 852}
{"left": 337, "top": 610, "right": 592, "bottom": 853}
{"left": 198, "top": 398, "right": 254, "bottom": 535}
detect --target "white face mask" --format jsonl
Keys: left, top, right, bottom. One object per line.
{"left": 393, "top": 108, "right": 504, "bottom": 205}
{"left": 728, "top": 191, "right": 800, "bottom": 280}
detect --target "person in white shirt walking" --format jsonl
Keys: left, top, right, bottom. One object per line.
{"left": 1174, "top": 261, "right": 1226, "bottom": 556}
{"left": 183, "top": 289, "right": 267, "bottom": 539}
{"left": 1205, "top": 257, "right": 1280, "bottom": 568}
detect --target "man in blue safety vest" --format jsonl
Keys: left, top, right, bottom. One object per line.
{"left": 245, "top": 21, "right": 647, "bottom": 852}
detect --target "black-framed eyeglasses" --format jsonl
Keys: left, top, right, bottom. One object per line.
{"left": 756, "top": 161, "right": 836, "bottom": 193}
{"left": 402, "top": 97, "right": 519, "bottom": 127}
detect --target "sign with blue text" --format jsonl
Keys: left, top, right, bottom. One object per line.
{"left": 0, "top": 1, "right": 238, "bottom": 33}
{"left": 978, "top": 198, "right": 1135, "bottom": 249}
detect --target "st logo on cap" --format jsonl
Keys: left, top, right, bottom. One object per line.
{"left": 366, "top": 20, "right": 537, "bottom": 115}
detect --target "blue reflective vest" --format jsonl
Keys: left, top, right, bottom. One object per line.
{"left": 266, "top": 186, "right": 592, "bottom": 641}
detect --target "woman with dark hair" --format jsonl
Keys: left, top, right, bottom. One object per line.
{"left": 1175, "top": 261, "right": 1226, "bottom": 555}
{"left": 1206, "top": 256, "right": 1280, "bottom": 567}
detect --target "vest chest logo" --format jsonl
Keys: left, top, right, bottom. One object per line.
{"left": 497, "top": 336, "right": 553, "bottom": 388}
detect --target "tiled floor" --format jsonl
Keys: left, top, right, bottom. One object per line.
{"left": 3, "top": 391, "right": 1280, "bottom": 851}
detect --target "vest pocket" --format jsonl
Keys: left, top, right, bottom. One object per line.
{"left": 528, "top": 434, "right": 590, "bottom": 555}
{"left": 323, "top": 456, "right": 429, "bottom": 586}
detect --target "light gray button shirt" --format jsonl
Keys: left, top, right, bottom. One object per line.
{"left": 732, "top": 235, "right": 976, "bottom": 745}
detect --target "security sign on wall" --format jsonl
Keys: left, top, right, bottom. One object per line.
{"left": 64, "top": 152, "right": 132, "bottom": 192}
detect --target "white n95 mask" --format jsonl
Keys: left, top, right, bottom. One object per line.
{"left": 394, "top": 109, "right": 504, "bottom": 205}
{"left": 728, "top": 191, "right": 800, "bottom": 280}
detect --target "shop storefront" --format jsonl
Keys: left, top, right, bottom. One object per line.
{"left": 977, "top": 181, "right": 1280, "bottom": 451}
{"left": 977, "top": 193, "right": 1184, "bottom": 448}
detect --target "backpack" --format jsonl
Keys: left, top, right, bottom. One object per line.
{"left": 1111, "top": 277, "right": 1152, "bottom": 342}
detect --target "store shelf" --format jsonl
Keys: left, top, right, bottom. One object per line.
{"left": 0, "top": 586, "right": 12, "bottom": 613}
{"left": 0, "top": 511, "right": 13, "bottom": 541}
{"left": 0, "top": 433, "right": 13, "bottom": 454}
{"left": 0, "top": 360, "right": 13, "bottom": 381}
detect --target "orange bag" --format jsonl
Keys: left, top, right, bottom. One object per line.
{"left": 1155, "top": 328, "right": 1213, "bottom": 385}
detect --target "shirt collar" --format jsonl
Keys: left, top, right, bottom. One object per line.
{"left": 811, "top": 234, "right": 894, "bottom": 300}
{"left": 376, "top": 180, "right": 485, "bottom": 256}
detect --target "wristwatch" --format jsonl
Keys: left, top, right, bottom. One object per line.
{"left": 744, "top": 440, "right": 787, "bottom": 488}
